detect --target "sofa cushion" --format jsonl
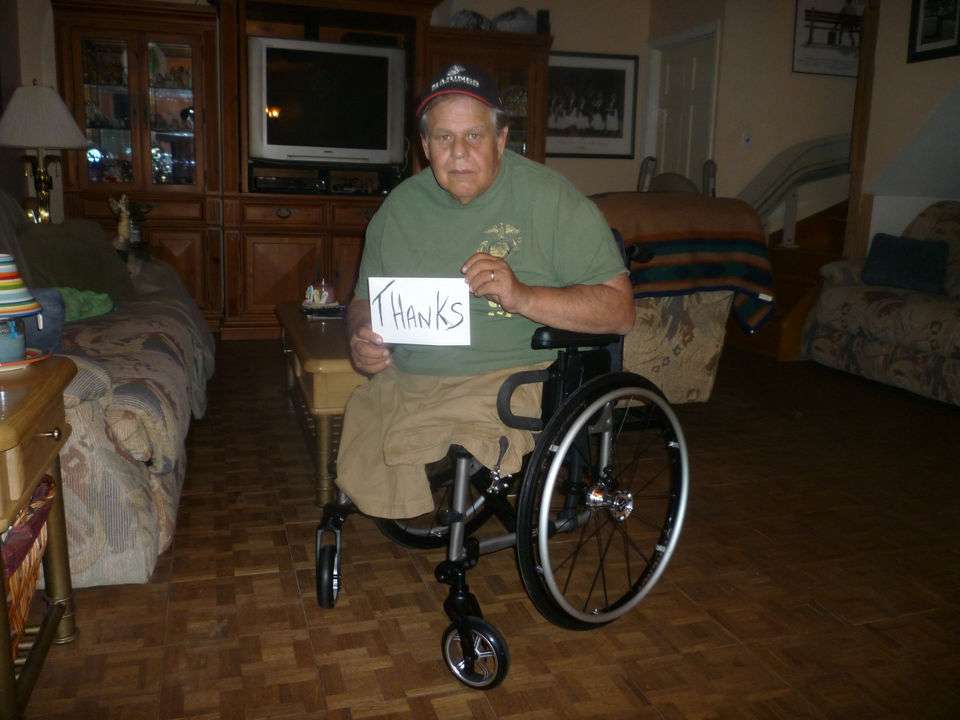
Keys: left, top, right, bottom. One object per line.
{"left": 18, "top": 220, "right": 136, "bottom": 300}
{"left": 902, "top": 200, "right": 960, "bottom": 300}
{"left": 811, "top": 284, "right": 960, "bottom": 358}
{"left": 862, "top": 233, "right": 947, "bottom": 294}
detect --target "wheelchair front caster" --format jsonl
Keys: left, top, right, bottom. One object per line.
{"left": 441, "top": 616, "right": 509, "bottom": 689}
{"left": 316, "top": 543, "right": 339, "bottom": 608}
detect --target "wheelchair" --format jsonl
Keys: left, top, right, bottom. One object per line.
{"left": 315, "top": 324, "right": 689, "bottom": 690}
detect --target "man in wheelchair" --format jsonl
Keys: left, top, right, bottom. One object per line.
{"left": 337, "top": 63, "right": 634, "bottom": 518}
{"left": 327, "top": 64, "right": 688, "bottom": 689}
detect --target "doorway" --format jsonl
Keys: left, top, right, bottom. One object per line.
{"left": 645, "top": 23, "right": 720, "bottom": 192}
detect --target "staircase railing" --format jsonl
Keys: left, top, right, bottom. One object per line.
{"left": 737, "top": 134, "right": 850, "bottom": 247}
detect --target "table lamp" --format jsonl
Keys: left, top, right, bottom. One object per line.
{"left": 0, "top": 254, "right": 42, "bottom": 363}
{"left": 0, "top": 81, "right": 88, "bottom": 223}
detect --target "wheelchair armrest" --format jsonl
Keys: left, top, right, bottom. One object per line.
{"left": 497, "top": 368, "right": 550, "bottom": 431}
{"left": 531, "top": 326, "right": 621, "bottom": 350}
{"left": 625, "top": 244, "right": 654, "bottom": 265}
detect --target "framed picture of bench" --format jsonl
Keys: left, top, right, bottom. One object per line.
{"left": 792, "top": 0, "right": 863, "bottom": 77}
{"left": 908, "top": 0, "right": 960, "bottom": 63}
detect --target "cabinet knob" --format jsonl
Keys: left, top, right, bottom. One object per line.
{"left": 276, "top": 207, "right": 293, "bottom": 219}
{"left": 38, "top": 427, "right": 62, "bottom": 441}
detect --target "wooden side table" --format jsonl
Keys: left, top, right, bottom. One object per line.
{"left": 276, "top": 303, "right": 365, "bottom": 506}
{"left": 0, "top": 356, "right": 77, "bottom": 719}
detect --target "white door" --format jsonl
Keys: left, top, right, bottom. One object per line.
{"left": 655, "top": 35, "right": 715, "bottom": 191}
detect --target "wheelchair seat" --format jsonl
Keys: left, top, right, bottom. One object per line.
{"left": 316, "top": 327, "right": 690, "bottom": 690}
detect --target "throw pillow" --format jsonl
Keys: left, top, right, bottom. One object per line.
{"left": 18, "top": 220, "right": 136, "bottom": 300}
{"left": 24, "top": 287, "right": 65, "bottom": 354}
{"left": 861, "top": 233, "right": 948, "bottom": 294}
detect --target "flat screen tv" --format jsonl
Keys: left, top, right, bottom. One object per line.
{"left": 248, "top": 36, "right": 406, "bottom": 166}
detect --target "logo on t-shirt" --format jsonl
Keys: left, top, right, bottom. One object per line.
{"left": 477, "top": 223, "right": 522, "bottom": 318}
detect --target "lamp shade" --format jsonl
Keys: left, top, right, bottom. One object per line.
{"left": 0, "top": 255, "right": 41, "bottom": 319}
{"left": 0, "top": 83, "right": 87, "bottom": 149}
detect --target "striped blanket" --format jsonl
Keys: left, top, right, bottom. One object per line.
{"left": 628, "top": 234, "right": 775, "bottom": 333}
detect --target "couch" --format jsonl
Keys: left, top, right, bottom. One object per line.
{"left": 0, "top": 190, "right": 215, "bottom": 586}
{"left": 592, "top": 192, "right": 772, "bottom": 404}
{"left": 802, "top": 201, "right": 960, "bottom": 405}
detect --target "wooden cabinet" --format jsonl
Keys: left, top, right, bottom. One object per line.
{"left": 425, "top": 28, "right": 552, "bottom": 163}
{"left": 213, "top": 0, "right": 438, "bottom": 338}
{"left": 52, "top": 1, "right": 552, "bottom": 338}
{"left": 221, "top": 194, "right": 376, "bottom": 338}
{"left": 53, "top": 0, "right": 221, "bottom": 327}
{"left": 0, "top": 358, "right": 77, "bottom": 717}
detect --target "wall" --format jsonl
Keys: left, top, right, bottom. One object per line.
{"left": 441, "top": 0, "right": 651, "bottom": 196}
{"left": 649, "top": 0, "right": 722, "bottom": 42}
{"left": 862, "top": 0, "right": 960, "bottom": 242}
{"left": 863, "top": 0, "right": 960, "bottom": 188}
{"left": 0, "top": 0, "right": 23, "bottom": 200}
{"left": 712, "top": 0, "right": 857, "bottom": 201}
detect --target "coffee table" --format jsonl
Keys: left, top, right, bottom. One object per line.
{"left": 276, "top": 303, "right": 365, "bottom": 506}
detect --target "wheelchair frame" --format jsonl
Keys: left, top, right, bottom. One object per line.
{"left": 316, "top": 327, "right": 690, "bottom": 689}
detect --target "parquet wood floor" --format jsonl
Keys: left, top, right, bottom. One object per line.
{"left": 25, "top": 341, "right": 960, "bottom": 719}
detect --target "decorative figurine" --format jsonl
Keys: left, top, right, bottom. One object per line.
{"left": 304, "top": 278, "right": 335, "bottom": 306}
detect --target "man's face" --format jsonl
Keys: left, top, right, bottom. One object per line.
{"left": 421, "top": 95, "right": 508, "bottom": 205}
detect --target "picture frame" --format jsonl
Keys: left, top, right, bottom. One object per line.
{"left": 792, "top": 0, "right": 863, "bottom": 77}
{"left": 546, "top": 51, "right": 638, "bottom": 159}
{"left": 908, "top": 0, "right": 960, "bottom": 63}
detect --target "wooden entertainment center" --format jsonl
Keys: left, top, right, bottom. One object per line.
{"left": 53, "top": 0, "right": 551, "bottom": 339}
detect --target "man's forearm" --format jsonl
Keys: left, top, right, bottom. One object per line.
{"left": 517, "top": 275, "right": 635, "bottom": 335}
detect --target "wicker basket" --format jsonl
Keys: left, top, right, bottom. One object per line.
{"left": 1, "top": 477, "right": 55, "bottom": 660}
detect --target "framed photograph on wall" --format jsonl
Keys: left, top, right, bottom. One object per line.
{"left": 546, "top": 52, "right": 638, "bottom": 159}
{"left": 908, "top": 0, "right": 960, "bottom": 62}
{"left": 792, "top": 0, "right": 864, "bottom": 77}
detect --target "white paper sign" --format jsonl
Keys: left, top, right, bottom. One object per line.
{"left": 368, "top": 277, "right": 471, "bottom": 346}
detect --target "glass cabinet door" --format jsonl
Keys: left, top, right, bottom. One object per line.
{"left": 147, "top": 40, "right": 197, "bottom": 187}
{"left": 495, "top": 67, "right": 531, "bottom": 158}
{"left": 81, "top": 37, "right": 136, "bottom": 185}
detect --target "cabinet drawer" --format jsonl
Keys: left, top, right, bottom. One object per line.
{"left": 2, "top": 399, "right": 67, "bottom": 502}
{"left": 79, "top": 197, "right": 205, "bottom": 221}
{"left": 243, "top": 203, "right": 324, "bottom": 226}
{"left": 332, "top": 202, "right": 378, "bottom": 228}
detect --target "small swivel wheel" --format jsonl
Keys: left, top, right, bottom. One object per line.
{"left": 441, "top": 616, "right": 509, "bottom": 689}
{"left": 315, "top": 526, "right": 341, "bottom": 608}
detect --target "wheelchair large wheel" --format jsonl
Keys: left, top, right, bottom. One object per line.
{"left": 516, "top": 372, "right": 689, "bottom": 629}
{"left": 374, "top": 458, "right": 497, "bottom": 549}
{"left": 441, "top": 616, "right": 509, "bottom": 689}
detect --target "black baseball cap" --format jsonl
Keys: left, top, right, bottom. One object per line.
{"left": 416, "top": 63, "right": 504, "bottom": 116}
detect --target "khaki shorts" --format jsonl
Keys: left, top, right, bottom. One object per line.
{"left": 335, "top": 362, "right": 548, "bottom": 519}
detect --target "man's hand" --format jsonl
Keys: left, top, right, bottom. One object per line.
{"left": 346, "top": 298, "right": 391, "bottom": 375}
{"left": 461, "top": 252, "right": 532, "bottom": 314}
{"left": 461, "top": 254, "right": 635, "bottom": 335}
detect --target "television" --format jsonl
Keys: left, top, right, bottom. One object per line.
{"left": 248, "top": 36, "right": 406, "bottom": 166}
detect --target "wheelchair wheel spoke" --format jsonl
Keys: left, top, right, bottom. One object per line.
{"left": 613, "top": 520, "right": 651, "bottom": 566}
{"left": 583, "top": 520, "right": 617, "bottom": 613}
{"left": 553, "top": 510, "right": 610, "bottom": 575}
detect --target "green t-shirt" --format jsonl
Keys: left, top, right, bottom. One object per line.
{"left": 355, "top": 150, "right": 625, "bottom": 375}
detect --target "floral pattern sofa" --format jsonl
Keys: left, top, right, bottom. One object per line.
{"left": 802, "top": 201, "right": 960, "bottom": 405}
{"left": 0, "top": 190, "right": 214, "bottom": 586}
